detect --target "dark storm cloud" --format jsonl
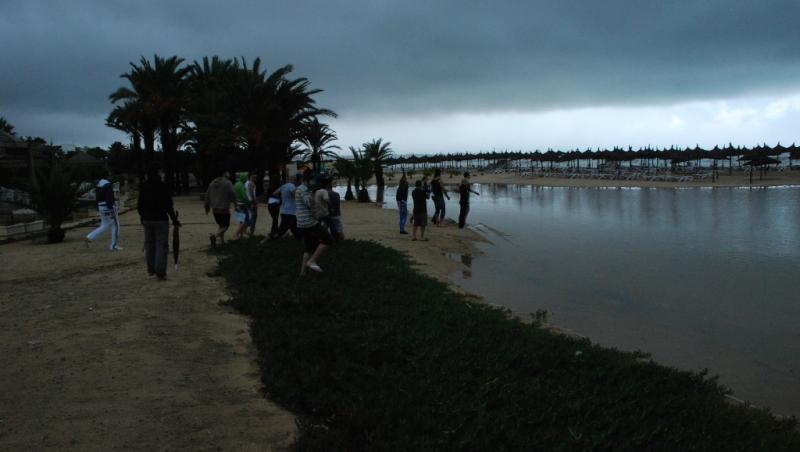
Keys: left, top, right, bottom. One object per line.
{"left": 1, "top": 0, "right": 799, "bottom": 144}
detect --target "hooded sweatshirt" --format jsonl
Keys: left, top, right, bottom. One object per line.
{"left": 95, "top": 178, "right": 115, "bottom": 209}
{"left": 204, "top": 177, "right": 236, "bottom": 213}
{"left": 233, "top": 174, "right": 249, "bottom": 203}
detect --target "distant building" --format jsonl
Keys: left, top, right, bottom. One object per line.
{"left": 0, "top": 131, "right": 54, "bottom": 186}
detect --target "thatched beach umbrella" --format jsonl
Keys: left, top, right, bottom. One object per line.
{"left": 740, "top": 154, "right": 780, "bottom": 183}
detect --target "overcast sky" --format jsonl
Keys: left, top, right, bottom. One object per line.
{"left": 1, "top": 0, "right": 799, "bottom": 153}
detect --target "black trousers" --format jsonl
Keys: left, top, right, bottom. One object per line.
{"left": 275, "top": 214, "right": 300, "bottom": 240}
{"left": 267, "top": 203, "right": 280, "bottom": 236}
{"left": 458, "top": 203, "right": 470, "bottom": 229}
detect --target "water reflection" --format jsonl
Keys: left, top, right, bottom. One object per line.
{"left": 442, "top": 252, "right": 473, "bottom": 279}
{"left": 339, "top": 183, "right": 800, "bottom": 415}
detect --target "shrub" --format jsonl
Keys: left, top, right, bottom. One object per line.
{"left": 28, "top": 163, "right": 88, "bottom": 243}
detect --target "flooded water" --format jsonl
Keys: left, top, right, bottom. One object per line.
{"left": 339, "top": 183, "right": 800, "bottom": 415}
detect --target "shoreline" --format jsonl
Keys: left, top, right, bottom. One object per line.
{"left": 342, "top": 201, "right": 582, "bottom": 337}
{"left": 372, "top": 170, "right": 800, "bottom": 189}
{"left": 342, "top": 198, "right": 797, "bottom": 417}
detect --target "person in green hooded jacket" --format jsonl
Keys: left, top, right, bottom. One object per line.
{"left": 232, "top": 173, "right": 250, "bottom": 239}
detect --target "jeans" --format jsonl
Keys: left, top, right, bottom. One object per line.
{"left": 398, "top": 200, "right": 408, "bottom": 232}
{"left": 458, "top": 203, "right": 470, "bottom": 229}
{"left": 143, "top": 221, "right": 169, "bottom": 277}
{"left": 248, "top": 204, "right": 258, "bottom": 234}
{"left": 432, "top": 196, "right": 446, "bottom": 223}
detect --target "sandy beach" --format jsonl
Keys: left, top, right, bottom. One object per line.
{"left": 0, "top": 197, "right": 296, "bottom": 451}
{"left": 381, "top": 169, "right": 800, "bottom": 188}
{"left": 0, "top": 195, "right": 482, "bottom": 450}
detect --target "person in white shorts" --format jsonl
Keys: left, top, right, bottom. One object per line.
{"left": 86, "top": 172, "right": 122, "bottom": 251}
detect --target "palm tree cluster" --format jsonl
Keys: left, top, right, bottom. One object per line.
{"left": 331, "top": 138, "right": 393, "bottom": 203}
{"left": 107, "top": 54, "right": 335, "bottom": 194}
{"left": 385, "top": 143, "right": 800, "bottom": 175}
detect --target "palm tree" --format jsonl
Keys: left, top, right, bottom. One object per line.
{"left": 106, "top": 103, "right": 144, "bottom": 181}
{"left": 186, "top": 56, "right": 238, "bottom": 188}
{"left": 363, "top": 138, "right": 392, "bottom": 204}
{"left": 299, "top": 118, "right": 340, "bottom": 171}
{"left": 333, "top": 156, "right": 356, "bottom": 200}
{"left": 264, "top": 66, "right": 336, "bottom": 192}
{"left": 349, "top": 146, "right": 373, "bottom": 202}
{"left": 0, "top": 116, "right": 15, "bottom": 135}
{"left": 109, "top": 59, "right": 160, "bottom": 179}
{"left": 230, "top": 58, "right": 335, "bottom": 194}
{"left": 110, "top": 55, "right": 191, "bottom": 192}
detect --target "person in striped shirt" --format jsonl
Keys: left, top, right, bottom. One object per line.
{"left": 295, "top": 173, "right": 332, "bottom": 274}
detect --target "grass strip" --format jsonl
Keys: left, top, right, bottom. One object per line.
{"left": 215, "top": 238, "right": 800, "bottom": 451}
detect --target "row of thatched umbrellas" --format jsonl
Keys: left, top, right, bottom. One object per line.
{"left": 383, "top": 143, "right": 800, "bottom": 171}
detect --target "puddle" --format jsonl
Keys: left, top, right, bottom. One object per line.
{"left": 443, "top": 252, "right": 473, "bottom": 279}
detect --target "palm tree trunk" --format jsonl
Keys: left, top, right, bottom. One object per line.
{"left": 345, "top": 178, "right": 354, "bottom": 200}
{"left": 374, "top": 165, "right": 385, "bottom": 203}
{"left": 143, "top": 129, "right": 155, "bottom": 166}
{"left": 132, "top": 131, "right": 143, "bottom": 183}
{"left": 160, "top": 122, "right": 175, "bottom": 194}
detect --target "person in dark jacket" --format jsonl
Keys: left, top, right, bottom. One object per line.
{"left": 431, "top": 169, "right": 450, "bottom": 226}
{"left": 138, "top": 163, "right": 180, "bottom": 280}
{"left": 456, "top": 171, "right": 480, "bottom": 229}
{"left": 396, "top": 172, "right": 409, "bottom": 234}
{"left": 411, "top": 179, "right": 428, "bottom": 241}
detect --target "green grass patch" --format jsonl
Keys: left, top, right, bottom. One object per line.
{"left": 215, "top": 238, "right": 800, "bottom": 451}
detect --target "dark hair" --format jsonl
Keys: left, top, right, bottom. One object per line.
{"left": 463, "top": 171, "right": 470, "bottom": 178}
{"left": 434, "top": 169, "right": 441, "bottom": 177}
{"left": 146, "top": 162, "right": 162, "bottom": 181}
{"left": 294, "top": 173, "right": 303, "bottom": 183}
{"left": 415, "top": 180, "right": 422, "bottom": 188}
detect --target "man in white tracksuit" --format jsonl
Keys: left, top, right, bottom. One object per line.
{"left": 86, "top": 175, "right": 122, "bottom": 251}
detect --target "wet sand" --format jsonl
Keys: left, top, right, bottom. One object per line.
{"left": 0, "top": 197, "right": 295, "bottom": 451}
{"left": 340, "top": 201, "right": 485, "bottom": 284}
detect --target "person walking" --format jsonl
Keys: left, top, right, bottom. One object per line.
{"left": 245, "top": 171, "right": 258, "bottom": 236}
{"left": 86, "top": 170, "right": 122, "bottom": 251}
{"left": 204, "top": 169, "right": 236, "bottom": 247}
{"left": 232, "top": 173, "right": 250, "bottom": 240}
{"left": 327, "top": 180, "right": 344, "bottom": 241}
{"left": 269, "top": 173, "right": 302, "bottom": 240}
{"left": 296, "top": 173, "right": 332, "bottom": 274}
{"left": 411, "top": 179, "right": 429, "bottom": 241}
{"left": 396, "top": 172, "right": 409, "bottom": 235}
{"left": 314, "top": 175, "right": 332, "bottom": 233}
{"left": 457, "top": 171, "right": 480, "bottom": 229}
{"left": 137, "top": 163, "right": 180, "bottom": 280}
{"left": 431, "top": 169, "right": 450, "bottom": 226}
{"left": 266, "top": 181, "right": 281, "bottom": 238}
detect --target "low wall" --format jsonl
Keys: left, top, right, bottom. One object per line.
{"left": 0, "top": 220, "right": 45, "bottom": 239}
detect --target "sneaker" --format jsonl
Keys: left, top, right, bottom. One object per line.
{"left": 110, "top": 246, "right": 124, "bottom": 251}
{"left": 400, "top": 230, "right": 408, "bottom": 235}
{"left": 305, "top": 262, "right": 323, "bottom": 273}
{"left": 84, "top": 238, "right": 91, "bottom": 248}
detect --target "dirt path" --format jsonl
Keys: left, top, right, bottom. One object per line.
{"left": 0, "top": 196, "right": 295, "bottom": 451}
